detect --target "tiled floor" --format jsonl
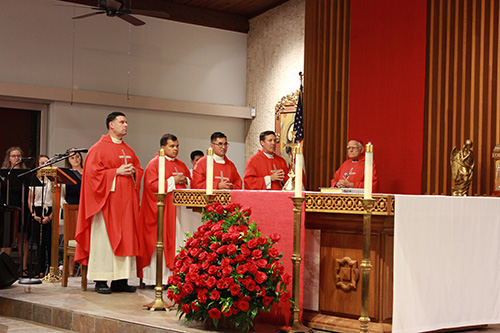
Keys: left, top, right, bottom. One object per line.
{"left": 1, "top": 277, "right": 500, "bottom": 333}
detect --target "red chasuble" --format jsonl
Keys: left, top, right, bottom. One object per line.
{"left": 191, "top": 155, "right": 242, "bottom": 190}
{"left": 330, "top": 155, "right": 379, "bottom": 191}
{"left": 243, "top": 150, "right": 289, "bottom": 190}
{"left": 137, "top": 154, "right": 191, "bottom": 274}
{"left": 75, "top": 134, "right": 144, "bottom": 266}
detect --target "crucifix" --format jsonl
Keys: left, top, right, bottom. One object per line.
{"left": 172, "top": 167, "right": 183, "bottom": 176}
{"left": 120, "top": 149, "right": 137, "bottom": 188}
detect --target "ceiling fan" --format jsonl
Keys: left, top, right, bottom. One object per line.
{"left": 71, "top": 0, "right": 170, "bottom": 26}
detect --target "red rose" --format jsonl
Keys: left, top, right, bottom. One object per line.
{"left": 214, "top": 231, "right": 223, "bottom": 239}
{"left": 222, "top": 233, "right": 232, "bottom": 243}
{"left": 222, "top": 308, "right": 232, "bottom": 317}
{"left": 209, "top": 243, "right": 220, "bottom": 251}
{"left": 251, "top": 249, "right": 263, "bottom": 259}
{"left": 236, "top": 265, "right": 247, "bottom": 275}
{"left": 270, "top": 233, "right": 281, "bottom": 242}
{"left": 246, "top": 280, "right": 256, "bottom": 291}
{"left": 210, "top": 290, "right": 221, "bottom": 300}
{"left": 202, "top": 261, "right": 210, "bottom": 270}
{"left": 207, "top": 253, "right": 218, "bottom": 262}
{"left": 181, "top": 304, "right": 190, "bottom": 314}
{"left": 282, "top": 272, "right": 292, "bottom": 284}
{"left": 241, "top": 244, "right": 251, "bottom": 256}
{"left": 214, "top": 203, "right": 224, "bottom": 214}
{"left": 189, "top": 248, "right": 201, "bottom": 258}
{"left": 198, "top": 251, "right": 208, "bottom": 261}
{"left": 268, "top": 247, "right": 279, "bottom": 258}
{"left": 222, "top": 266, "right": 232, "bottom": 276}
{"left": 247, "top": 238, "right": 258, "bottom": 249}
{"left": 256, "top": 259, "right": 268, "bottom": 268}
{"left": 238, "top": 300, "right": 250, "bottom": 312}
{"left": 280, "top": 292, "right": 290, "bottom": 302}
{"left": 198, "top": 291, "right": 208, "bottom": 304}
{"left": 232, "top": 306, "right": 240, "bottom": 314}
{"left": 209, "top": 308, "right": 221, "bottom": 319}
{"left": 241, "top": 207, "right": 252, "bottom": 216}
{"left": 224, "top": 203, "right": 237, "bottom": 212}
{"left": 247, "top": 263, "right": 258, "bottom": 274}
{"left": 208, "top": 265, "right": 218, "bottom": 275}
{"left": 178, "top": 249, "right": 188, "bottom": 259}
{"left": 255, "top": 271, "right": 268, "bottom": 284}
{"left": 234, "top": 254, "right": 246, "bottom": 263}
{"left": 220, "top": 257, "right": 233, "bottom": 267}
{"left": 166, "top": 288, "right": 174, "bottom": 300}
{"left": 216, "top": 279, "right": 225, "bottom": 289}
{"left": 183, "top": 282, "right": 194, "bottom": 295}
{"left": 206, "top": 204, "right": 214, "bottom": 212}
{"left": 206, "top": 276, "right": 217, "bottom": 288}
{"left": 191, "top": 302, "right": 199, "bottom": 311}
{"left": 257, "top": 237, "right": 267, "bottom": 245}
{"left": 262, "top": 296, "right": 274, "bottom": 308}
{"left": 227, "top": 243, "right": 238, "bottom": 255}
{"left": 230, "top": 284, "right": 241, "bottom": 296}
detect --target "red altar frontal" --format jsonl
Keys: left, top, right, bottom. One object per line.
{"left": 172, "top": 189, "right": 395, "bottom": 333}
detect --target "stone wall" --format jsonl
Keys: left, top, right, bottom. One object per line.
{"left": 245, "top": 0, "right": 305, "bottom": 161}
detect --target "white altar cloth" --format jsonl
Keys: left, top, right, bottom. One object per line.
{"left": 393, "top": 195, "right": 500, "bottom": 332}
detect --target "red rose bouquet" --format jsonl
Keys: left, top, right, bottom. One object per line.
{"left": 167, "top": 201, "right": 291, "bottom": 332}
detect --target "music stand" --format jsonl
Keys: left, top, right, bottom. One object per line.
{"left": 0, "top": 169, "right": 44, "bottom": 285}
{"left": 35, "top": 167, "right": 78, "bottom": 282}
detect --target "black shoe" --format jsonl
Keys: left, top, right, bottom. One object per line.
{"left": 111, "top": 279, "right": 136, "bottom": 292}
{"left": 95, "top": 281, "right": 112, "bottom": 294}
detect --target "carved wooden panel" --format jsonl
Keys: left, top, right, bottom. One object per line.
{"left": 335, "top": 257, "right": 359, "bottom": 291}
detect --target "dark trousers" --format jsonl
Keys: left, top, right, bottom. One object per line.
{"left": 30, "top": 206, "right": 52, "bottom": 275}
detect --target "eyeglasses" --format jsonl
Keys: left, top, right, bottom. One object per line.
{"left": 9, "top": 154, "right": 21, "bottom": 158}
{"left": 346, "top": 146, "right": 361, "bottom": 150}
{"left": 213, "top": 142, "right": 229, "bottom": 148}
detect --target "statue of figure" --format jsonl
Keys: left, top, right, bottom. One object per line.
{"left": 450, "top": 139, "right": 474, "bottom": 196}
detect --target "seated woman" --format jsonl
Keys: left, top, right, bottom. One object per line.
{"left": 62, "top": 149, "right": 84, "bottom": 277}
{"left": 330, "top": 139, "right": 379, "bottom": 191}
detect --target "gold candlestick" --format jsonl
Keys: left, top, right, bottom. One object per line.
{"left": 280, "top": 196, "right": 313, "bottom": 333}
{"left": 202, "top": 193, "right": 215, "bottom": 205}
{"left": 144, "top": 193, "right": 170, "bottom": 311}
{"left": 359, "top": 198, "right": 375, "bottom": 332}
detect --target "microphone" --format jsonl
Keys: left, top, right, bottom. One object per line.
{"left": 67, "top": 148, "right": 88, "bottom": 153}
{"left": 22, "top": 157, "right": 33, "bottom": 161}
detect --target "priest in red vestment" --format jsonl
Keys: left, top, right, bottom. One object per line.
{"left": 244, "top": 130, "right": 289, "bottom": 190}
{"left": 330, "top": 139, "right": 378, "bottom": 191}
{"left": 75, "top": 112, "right": 144, "bottom": 294}
{"left": 137, "top": 133, "right": 191, "bottom": 285}
{"left": 192, "top": 132, "right": 242, "bottom": 190}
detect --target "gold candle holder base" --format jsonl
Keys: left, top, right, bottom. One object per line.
{"left": 202, "top": 193, "right": 215, "bottom": 205}
{"left": 359, "top": 198, "right": 375, "bottom": 332}
{"left": 41, "top": 266, "right": 62, "bottom": 283}
{"left": 143, "top": 193, "right": 171, "bottom": 312}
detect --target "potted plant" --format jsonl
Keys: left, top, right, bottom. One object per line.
{"left": 167, "top": 201, "right": 291, "bottom": 332}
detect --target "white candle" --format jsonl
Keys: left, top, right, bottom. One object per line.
{"left": 364, "top": 143, "right": 373, "bottom": 199}
{"left": 206, "top": 148, "right": 214, "bottom": 195}
{"left": 158, "top": 148, "right": 165, "bottom": 194}
{"left": 294, "top": 145, "right": 303, "bottom": 197}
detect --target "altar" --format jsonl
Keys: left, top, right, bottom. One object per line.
{"left": 172, "top": 190, "right": 500, "bottom": 333}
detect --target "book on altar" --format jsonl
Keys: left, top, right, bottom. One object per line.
{"left": 320, "top": 187, "right": 364, "bottom": 194}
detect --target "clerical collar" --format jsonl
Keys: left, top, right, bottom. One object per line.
{"left": 165, "top": 156, "right": 176, "bottom": 162}
{"left": 263, "top": 151, "right": 274, "bottom": 159}
{"left": 110, "top": 136, "right": 122, "bottom": 144}
{"left": 214, "top": 154, "right": 225, "bottom": 164}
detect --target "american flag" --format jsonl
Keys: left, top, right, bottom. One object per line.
{"left": 293, "top": 85, "right": 304, "bottom": 143}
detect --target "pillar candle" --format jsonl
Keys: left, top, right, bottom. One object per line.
{"left": 158, "top": 148, "right": 165, "bottom": 194}
{"left": 207, "top": 148, "right": 214, "bottom": 195}
{"left": 364, "top": 143, "right": 373, "bottom": 199}
{"left": 294, "top": 145, "right": 304, "bottom": 197}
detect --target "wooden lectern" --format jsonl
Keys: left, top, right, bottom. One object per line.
{"left": 37, "top": 167, "right": 78, "bottom": 282}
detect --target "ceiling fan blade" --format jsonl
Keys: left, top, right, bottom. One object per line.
{"left": 116, "top": 13, "right": 145, "bottom": 26}
{"left": 130, "top": 9, "right": 170, "bottom": 19}
{"left": 107, "top": 0, "right": 123, "bottom": 11}
{"left": 72, "top": 11, "right": 105, "bottom": 20}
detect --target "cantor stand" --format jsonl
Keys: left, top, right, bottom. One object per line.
{"left": 143, "top": 193, "right": 171, "bottom": 311}
{"left": 279, "top": 196, "right": 313, "bottom": 333}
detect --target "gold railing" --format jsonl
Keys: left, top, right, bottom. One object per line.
{"left": 172, "top": 190, "right": 394, "bottom": 216}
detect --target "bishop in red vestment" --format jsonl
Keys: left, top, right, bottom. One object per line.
{"left": 192, "top": 132, "right": 242, "bottom": 190}
{"left": 137, "top": 134, "right": 191, "bottom": 284}
{"left": 330, "top": 139, "right": 378, "bottom": 191}
{"left": 75, "top": 112, "right": 144, "bottom": 294}
{"left": 244, "top": 131, "right": 289, "bottom": 190}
